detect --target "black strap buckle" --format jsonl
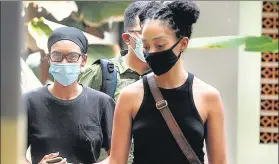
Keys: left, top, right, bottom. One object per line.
{"left": 107, "top": 63, "right": 114, "bottom": 73}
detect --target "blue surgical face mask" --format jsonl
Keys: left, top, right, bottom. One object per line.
{"left": 129, "top": 34, "right": 146, "bottom": 63}
{"left": 49, "top": 63, "right": 81, "bottom": 86}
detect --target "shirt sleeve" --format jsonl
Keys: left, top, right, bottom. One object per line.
{"left": 100, "top": 97, "right": 116, "bottom": 151}
{"left": 79, "top": 64, "right": 102, "bottom": 91}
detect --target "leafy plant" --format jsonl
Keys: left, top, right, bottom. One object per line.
{"left": 245, "top": 36, "right": 278, "bottom": 53}
{"left": 189, "top": 35, "right": 278, "bottom": 53}
{"left": 24, "top": 1, "right": 131, "bottom": 28}
{"left": 74, "top": 1, "right": 131, "bottom": 27}
{"left": 21, "top": 57, "right": 42, "bottom": 93}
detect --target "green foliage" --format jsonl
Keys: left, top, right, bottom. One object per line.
{"left": 189, "top": 36, "right": 246, "bottom": 49}
{"left": 59, "top": 16, "right": 85, "bottom": 31}
{"left": 28, "top": 17, "right": 116, "bottom": 60}
{"left": 86, "top": 45, "right": 116, "bottom": 65}
{"left": 245, "top": 36, "right": 278, "bottom": 53}
{"left": 189, "top": 35, "right": 278, "bottom": 53}
{"left": 75, "top": 1, "right": 131, "bottom": 26}
{"left": 29, "top": 17, "right": 52, "bottom": 38}
{"left": 20, "top": 57, "right": 42, "bottom": 93}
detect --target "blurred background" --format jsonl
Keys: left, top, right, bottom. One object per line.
{"left": 22, "top": 1, "right": 131, "bottom": 85}
{"left": 1, "top": 1, "right": 278, "bottom": 164}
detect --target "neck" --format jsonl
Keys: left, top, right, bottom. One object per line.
{"left": 155, "top": 59, "right": 188, "bottom": 89}
{"left": 48, "top": 81, "right": 82, "bottom": 100}
{"left": 123, "top": 50, "right": 149, "bottom": 75}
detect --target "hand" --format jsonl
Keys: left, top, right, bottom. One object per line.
{"left": 49, "top": 158, "right": 67, "bottom": 164}
{"left": 39, "top": 152, "right": 67, "bottom": 164}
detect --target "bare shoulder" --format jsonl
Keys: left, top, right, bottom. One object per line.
{"left": 193, "top": 77, "right": 220, "bottom": 98}
{"left": 120, "top": 79, "right": 144, "bottom": 98}
{"left": 192, "top": 76, "right": 223, "bottom": 113}
{"left": 117, "top": 79, "right": 144, "bottom": 114}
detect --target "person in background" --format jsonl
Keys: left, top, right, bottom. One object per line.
{"left": 78, "top": 2, "right": 153, "bottom": 163}
{"left": 109, "top": 1, "right": 227, "bottom": 164}
{"left": 23, "top": 27, "right": 115, "bottom": 164}
{"left": 79, "top": 1, "right": 151, "bottom": 101}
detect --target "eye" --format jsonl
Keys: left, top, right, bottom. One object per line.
{"left": 143, "top": 45, "right": 150, "bottom": 52}
{"left": 156, "top": 44, "right": 166, "bottom": 49}
{"left": 66, "top": 52, "right": 81, "bottom": 62}
{"left": 50, "top": 51, "right": 63, "bottom": 62}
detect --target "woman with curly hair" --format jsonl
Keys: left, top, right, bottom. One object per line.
{"left": 109, "top": 1, "right": 227, "bottom": 164}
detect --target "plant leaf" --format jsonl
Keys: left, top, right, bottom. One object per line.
{"left": 86, "top": 45, "right": 116, "bottom": 65}
{"left": 75, "top": 1, "right": 131, "bottom": 27}
{"left": 25, "top": 1, "right": 78, "bottom": 21}
{"left": 188, "top": 36, "right": 247, "bottom": 49}
{"left": 20, "top": 57, "right": 42, "bottom": 93}
{"left": 188, "top": 35, "right": 278, "bottom": 52}
{"left": 245, "top": 38, "right": 278, "bottom": 53}
{"left": 28, "top": 17, "right": 52, "bottom": 52}
{"left": 28, "top": 17, "right": 114, "bottom": 53}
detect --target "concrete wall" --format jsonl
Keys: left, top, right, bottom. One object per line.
{"left": 237, "top": 1, "right": 278, "bottom": 164}
{"left": 184, "top": 2, "right": 240, "bottom": 164}
{"left": 184, "top": 1, "right": 277, "bottom": 164}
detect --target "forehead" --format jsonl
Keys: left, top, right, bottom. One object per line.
{"left": 50, "top": 40, "right": 81, "bottom": 53}
{"left": 142, "top": 20, "right": 175, "bottom": 40}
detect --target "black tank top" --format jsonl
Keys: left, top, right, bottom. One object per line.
{"left": 132, "top": 73, "right": 206, "bottom": 164}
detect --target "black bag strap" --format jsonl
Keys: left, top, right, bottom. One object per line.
{"left": 93, "top": 59, "right": 117, "bottom": 98}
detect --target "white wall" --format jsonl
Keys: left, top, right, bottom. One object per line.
{"left": 184, "top": 2, "right": 240, "bottom": 164}
{"left": 185, "top": 1, "right": 278, "bottom": 164}
{"left": 237, "top": 1, "right": 278, "bottom": 164}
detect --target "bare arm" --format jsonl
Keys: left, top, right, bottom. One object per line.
{"left": 205, "top": 90, "right": 227, "bottom": 164}
{"left": 109, "top": 88, "right": 134, "bottom": 164}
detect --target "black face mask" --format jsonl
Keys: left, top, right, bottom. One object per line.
{"left": 144, "top": 38, "right": 182, "bottom": 76}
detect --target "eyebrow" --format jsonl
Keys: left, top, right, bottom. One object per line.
{"left": 142, "top": 36, "right": 168, "bottom": 42}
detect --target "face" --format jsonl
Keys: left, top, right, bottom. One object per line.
{"left": 122, "top": 17, "right": 148, "bottom": 65}
{"left": 48, "top": 40, "right": 87, "bottom": 86}
{"left": 142, "top": 20, "right": 188, "bottom": 55}
{"left": 140, "top": 20, "right": 189, "bottom": 76}
{"left": 49, "top": 40, "right": 87, "bottom": 67}
{"left": 122, "top": 17, "right": 142, "bottom": 49}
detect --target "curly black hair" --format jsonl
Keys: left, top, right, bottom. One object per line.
{"left": 139, "top": 0, "right": 200, "bottom": 39}
{"left": 138, "top": 1, "right": 163, "bottom": 28}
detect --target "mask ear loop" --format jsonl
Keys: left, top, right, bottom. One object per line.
{"left": 128, "top": 32, "right": 138, "bottom": 43}
{"left": 172, "top": 38, "right": 184, "bottom": 59}
{"left": 173, "top": 37, "right": 185, "bottom": 59}
{"left": 170, "top": 37, "right": 183, "bottom": 50}
{"left": 127, "top": 32, "right": 138, "bottom": 52}
{"left": 127, "top": 32, "right": 146, "bottom": 62}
